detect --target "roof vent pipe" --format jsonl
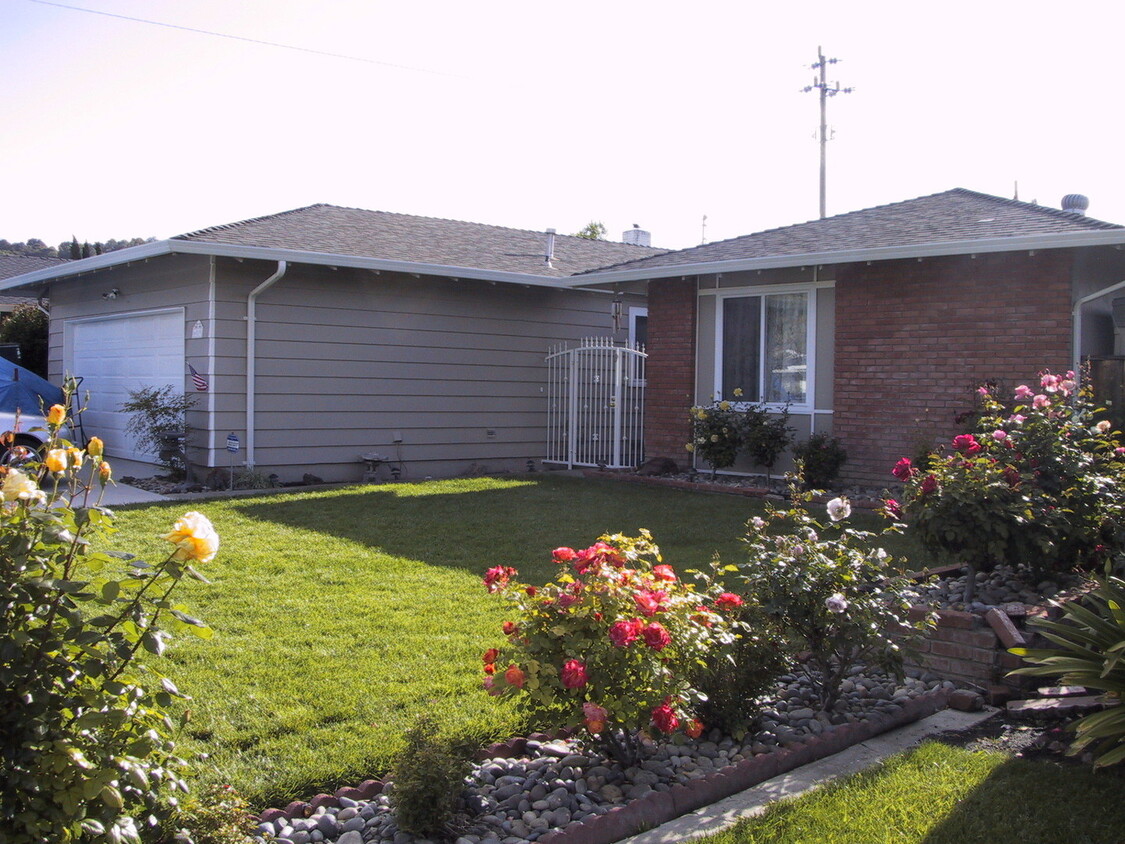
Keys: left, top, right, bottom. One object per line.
{"left": 545, "top": 228, "right": 556, "bottom": 267}
{"left": 1061, "top": 194, "right": 1089, "bottom": 215}
{"left": 622, "top": 224, "right": 651, "bottom": 247}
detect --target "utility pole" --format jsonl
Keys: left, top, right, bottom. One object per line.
{"left": 803, "top": 46, "right": 852, "bottom": 219}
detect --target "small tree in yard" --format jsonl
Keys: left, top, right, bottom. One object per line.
{"left": 121, "top": 385, "right": 193, "bottom": 476}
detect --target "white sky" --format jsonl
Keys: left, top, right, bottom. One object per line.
{"left": 4, "top": 0, "right": 1125, "bottom": 251}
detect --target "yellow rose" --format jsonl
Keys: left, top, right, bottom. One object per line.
{"left": 46, "top": 404, "right": 66, "bottom": 427}
{"left": 98, "top": 461, "right": 112, "bottom": 484}
{"left": 685, "top": 443, "right": 695, "bottom": 452}
{"left": 733, "top": 387, "right": 744, "bottom": 397}
{"left": 2, "top": 469, "right": 45, "bottom": 503}
{"left": 162, "top": 511, "right": 219, "bottom": 564}
{"left": 87, "top": 437, "right": 104, "bottom": 458}
{"left": 44, "top": 449, "right": 68, "bottom": 473}
{"left": 718, "top": 401, "right": 730, "bottom": 411}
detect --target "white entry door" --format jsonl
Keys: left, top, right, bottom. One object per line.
{"left": 65, "top": 309, "right": 185, "bottom": 462}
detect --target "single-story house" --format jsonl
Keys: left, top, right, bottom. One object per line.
{"left": 562, "top": 188, "right": 1125, "bottom": 486}
{"left": 0, "top": 205, "right": 658, "bottom": 482}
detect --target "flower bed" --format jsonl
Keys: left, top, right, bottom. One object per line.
{"left": 253, "top": 676, "right": 953, "bottom": 844}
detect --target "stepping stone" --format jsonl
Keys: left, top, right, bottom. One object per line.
{"left": 1006, "top": 695, "right": 1108, "bottom": 719}
{"left": 1037, "top": 685, "right": 1088, "bottom": 698}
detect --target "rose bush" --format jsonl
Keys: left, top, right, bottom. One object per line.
{"left": 892, "top": 371, "right": 1125, "bottom": 600}
{"left": 731, "top": 486, "right": 934, "bottom": 710}
{"left": 0, "top": 393, "right": 217, "bottom": 843}
{"left": 687, "top": 398, "right": 744, "bottom": 477}
{"left": 481, "top": 532, "right": 737, "bottom": 764}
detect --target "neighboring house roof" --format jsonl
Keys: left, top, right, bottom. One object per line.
{"left": 0, "top": 255, "right": 68, "bottom": 281}
{"left": 579, "top": 188, "right": 1125, "bottom": 281}
{"left": 173, "top": 204, "right": 667, "bottom": 278}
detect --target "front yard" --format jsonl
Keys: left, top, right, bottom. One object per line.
{"left": 112, "top": 474, "right": 840, "bottom": 808}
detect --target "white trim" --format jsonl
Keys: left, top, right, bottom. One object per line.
{"left": 63, "top": 305, "right": 186, "bottom": 327}
{"left": 698, "top": 279, "right": 836, "bottom": 295}
{"left": 206, "top": 257, "right": 217, "bottom": 458}
{"left": 628, "top": 306, "right": 648, "bottom": 347}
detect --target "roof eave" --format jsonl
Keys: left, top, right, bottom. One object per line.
{"left": 0, "top": 240, "right": 577, "bottom": 291}
{"left": 565, "top": 229, "right": 1125, "bottom": 285}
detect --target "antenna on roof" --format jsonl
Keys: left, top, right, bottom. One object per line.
{"left": 802, "top": 46, "right": 853, "bottom": 219}
{"left": 1013, "top": 181, "right": 1020, "bottom": 201}
{"left": 701, "top": 214, "right": 708, "bottom": 245}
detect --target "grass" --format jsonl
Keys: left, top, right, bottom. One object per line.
{"left": 699, "top": 741, "right": 1125, "bottom": 844}
{"left": 111, "top": 473, "right": 835, "bottom": 808}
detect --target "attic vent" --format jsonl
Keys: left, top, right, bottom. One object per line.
{"left": 622, "top": 224, "right": 651, "bottom": 247}
{"left": 1061, "top": 194, "right": 1089, "bottom": 215}
{"left": 545, "top": 228, "right": 556, "bottom": 267}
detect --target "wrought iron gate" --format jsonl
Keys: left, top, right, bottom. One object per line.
{"left": 545, "top": 337, "right": 646, "bottom": 469}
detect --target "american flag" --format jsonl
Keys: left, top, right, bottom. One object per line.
{"left": 188, "top": 363, "right": 209, "bottom": 392}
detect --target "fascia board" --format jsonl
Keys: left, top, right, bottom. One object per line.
{"left": 565, "top": 229, "right": 1125, "bottom": 286}
{"left": 0, "top": 240, "right": 575, "bottom": 292}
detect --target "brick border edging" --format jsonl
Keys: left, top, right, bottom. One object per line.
{"left": 256, "top": 689, "right": 951, "bottom": 834}
{"left": 579, "top": 470, "right": 883, "bottom": 510}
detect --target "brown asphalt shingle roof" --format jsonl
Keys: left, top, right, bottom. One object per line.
{"left": 583, "top": 188, "right": 1125, "bottom": 275}
{"left": 174, "top": 204, "right": 667, "bottom": 278}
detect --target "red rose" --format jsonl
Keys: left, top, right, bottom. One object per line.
{"left": 642, "top": 622, "right": 671, "bottom": 651}
{"left": 891, "top": 457, "right": 916, "bottom": 481}
{"left": 526, "top": 586, "right": 538, "bottom": 597}
{"left": 609, "top": 618, "right": 643, "bottom": 647}
{"left": 714, "top": 592, "right": 744, "bottom": 610}
{"left": 652, "top": 565, "right": 677, "bottom": 582}
{"left": 651, "top": 699, "right": 680, "bottom": 734}
{"left": 504, "top": 664, "right": 525, "bottom": 688}
{"left": 560, "top": 659, "right": 588, "bottom": 689}
{"left": 552, "top": 546, "right": 577, "bottom": 563}
{"left": 920, "top": 474, "right": 939, "bottom": 495}
{"left": 483, "top": 663, "right": 495, "bottom": 675}
{"left": 952, "top": 434, "right": 981, "bottom": 455}
{"left": 483, "top": 647, "right": 500, "bottom": 664}
{"left": 634, "top": 589, "right": 668, "bottom": 617}
{"left": 502, "top": 621, "right": 518, "bottom": 636}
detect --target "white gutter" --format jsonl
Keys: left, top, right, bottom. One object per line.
{"left": 245, "top": 261, "right": 288, "bottom": 469}
{"left": 1073, "top": 277, "right": 1125, "bottom": 376}
{"left": 566, "top": 229, "right": 1125, "bottom": 286}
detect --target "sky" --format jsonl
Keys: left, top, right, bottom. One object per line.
{"left": 4, "top": 0, "right": 1125, "bottom": 252}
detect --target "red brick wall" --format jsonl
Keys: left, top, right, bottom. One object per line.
{"left": 645, "top": 278, "right": 697, "bottom": 465}
{"left": 834, "top": 251, "right": 1074, "bottom": 485}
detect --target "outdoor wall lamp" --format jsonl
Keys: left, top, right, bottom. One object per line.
{"left": 102, "top": 288, "right": 120, "bottom": 300}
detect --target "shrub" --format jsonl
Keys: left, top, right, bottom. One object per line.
{"left": 732, "top": 485, "right": 933, "bottom": 710}
{"left": 389, "top": 713, "right": 473, "bottom": 839}
{"left": 1009, "top": 573, "right": 1125, "bottom": 767}
{"left": 121, "top": 385, "right": 193, "bottom": 477}
{"left": 892, "top": 371, "right": 1125, "bottom": 599}
{"left": 0, "top": 397, "right": 218, "bottom": 843}
{"left": 687, "top": 398, "right": 744, "bottom": 477}
{"left": 163, "top": 784, "right": 255, "bottom": 844}
{"left": 481, "top": 532, "right": 737, "bottom": 764}
{"left": 793, "top": 433, "right": 848, "bottom": 490}
{"left": 0, "top": 303, "right": 48, "bottom": 376}
{"left": 692, "top": 602, "right": 789, "bottom": 738}
{"left": 741, "top": 403, "right": 793, "bottom": 480}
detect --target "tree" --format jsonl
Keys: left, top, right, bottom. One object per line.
{"left": 574, "top": 221, "right": 607, "bottom": 240}
{"left": 0, "top": 304, "right": 48, "bottom": 376}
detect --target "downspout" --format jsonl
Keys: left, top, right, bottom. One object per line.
{"left": 1073, "top": 277, "right": 1125, "bottom": 378}
{"left": 246, "top": 261, "right": 288, "bottom": 469}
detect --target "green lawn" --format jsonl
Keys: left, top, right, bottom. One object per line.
{"left": 699, "top": 740, "right": 1125, "bottom": 844}
{"left": 112, "top": 473, "right": 836, "bottom": 808}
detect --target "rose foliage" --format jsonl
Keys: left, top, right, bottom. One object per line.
{"left": 892, "top": 372, "right": 1125, "bottom": 598}
{"left": 481, "top": 532, "right": 737, "bottom": 764}
{"left": 731, "top": 486, "right": 934, "bottom": 710}
{"left": 0, "top": 394, "right": 217, "bottom": 843}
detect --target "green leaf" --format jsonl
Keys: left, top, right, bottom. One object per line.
{"left": 101, "top": 580, "right": 120, "bottom": 602}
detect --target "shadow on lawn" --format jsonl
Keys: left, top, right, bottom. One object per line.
{"left": 225, "top": 475, "right": 758, "bottom": 582}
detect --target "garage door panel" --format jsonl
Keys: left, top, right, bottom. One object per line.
{"left": 66, "top": 311, "right": 185, "bottom": 463}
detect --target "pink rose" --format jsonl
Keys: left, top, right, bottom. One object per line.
{"left": 952, "top": 434, "right": 981, "bottom": 455}
{"left": 634, "top": 590, "right": 668, "bottom": 617}
{"left": 609, "top": 618, "right": 643, "bottom": 647}
{"left": 552, "top": 547, "right": 577, "bottom": 563}
{"left": 642, "top": 622, "right": 671, "bottom": 651}
{"left": 1041, "top": 373, "right": 1059, "bottom": 392}
{"left": 1014, "top": 385, "right": 1034, "bottom": 401}
{"left": 883, "top": 499, "right": 903, "bottom": 519}
{"left": 891, "top": 457, "right": 915, "bottom": 481}
{"left": 992, "top": 430, "right": 1007, "bottom": 441}
{"left": 1033, "top": 394, "right": 1050, "bottom": 409}
{"left": 560, "top": 659, "right": 588, "bottom": 689}
{"left": 484, "top": 566, "right": 517, "bottom": 593}
{"left": 652, "top": 564, "right": 677, "bottom": 582}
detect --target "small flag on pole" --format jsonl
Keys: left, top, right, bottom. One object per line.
{"left": 188, "top": 363, "right": 209, "bottom": 392}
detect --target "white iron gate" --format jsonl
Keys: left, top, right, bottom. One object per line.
{"left": 546, "top": 337, "right": 646, "bottom": 469}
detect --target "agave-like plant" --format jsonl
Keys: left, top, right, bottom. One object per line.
{"left": 1008, "top": 574, "right": 1125, "bottom": 767}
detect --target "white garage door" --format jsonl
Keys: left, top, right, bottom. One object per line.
{"left": 65, "top": 310, "right": 185, "bottom": 462}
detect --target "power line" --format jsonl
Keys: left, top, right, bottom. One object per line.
{"left": 25, "top": 0, "right": 460, "bottom": 79}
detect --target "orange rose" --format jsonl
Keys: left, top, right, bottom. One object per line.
{"left": 504, "top": 664, "right": 525, "bottom": 688}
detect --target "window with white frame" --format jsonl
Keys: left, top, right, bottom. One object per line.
{"left": 718, "top": 290, "right": 810, "bottom": 406}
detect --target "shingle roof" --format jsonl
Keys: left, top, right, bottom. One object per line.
{"left": 0, "top": 255, "right": 69, "bottom": 281}
{"left": 174, "top": 204, "right": 667, "bottom": 278}
{"left": 584, "top": 188, "right": 1125, "bottom": 275}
